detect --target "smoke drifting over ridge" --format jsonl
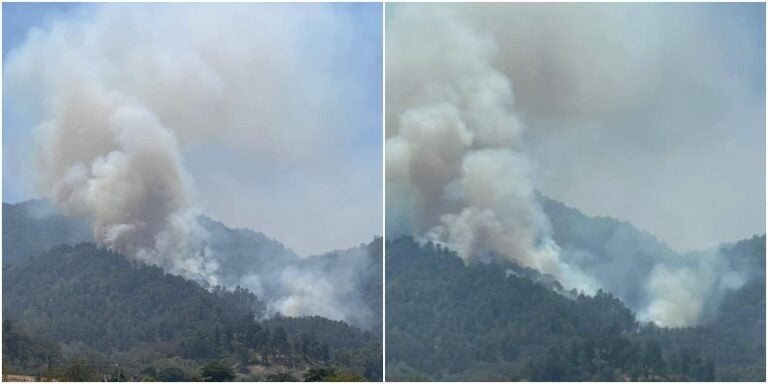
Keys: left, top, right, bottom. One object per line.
{"left": 4, "top": 3, "right": 381, "bottom": 327}
{"left": 386, "top": 4, "right": 757, "bottom": 327}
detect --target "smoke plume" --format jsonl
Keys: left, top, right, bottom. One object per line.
{"left": 4, "top": 3, "right": 379, "bottom": 327}
{"left": 641, "top": 248, "right": 748, "bottom": 327}
{"left": 386, "top": 6, "right": 597, "bottom": 294}
{"left": 201, "top": 218, "right": 380, "bottom": 328}
{"left": 386, "top": 4, "right": 754, "bottom": 327}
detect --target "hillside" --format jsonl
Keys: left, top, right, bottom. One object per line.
{"left": 3, "top": 242, "right": 381, "bottom": 381}
{"left": 541, "top": 196, "right": 684, "bottom": 309}
{"left": 2, "top": 200, "right": 382, "bottom": 381}
{"left": 386, "top": 226, "right": 765, "bottom": 381}
{"left": 2, "top": 200, "right": 91, "bottom": 265}
{"left": 541, "top": 195, "right": 763, "bottom": 324}
{"left": 1, "top": 200, "right": 295, "bottom": 268}
{"left": 645, "top": 235, "right": 766, "bottom": 381}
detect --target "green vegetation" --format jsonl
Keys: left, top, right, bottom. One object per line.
{"left": 201, "top": 361, "right": 236, "bottom": 381}
{"left": 3, "top": 242, "right": 381, "bottom": 381}
{"left": 265, "top": 372, "right": 298, "bottom": 381}
{"left": 2, "top": 200, "right": 90, "bottom": 265}
{"left": 386, "top": 236, "right": 765, "bottom": 381}
{"left": 2, "top": 319, "right": 61, "bottom": 372}
{"left": 302, "top": 367, "right": 366, "bottom": 382}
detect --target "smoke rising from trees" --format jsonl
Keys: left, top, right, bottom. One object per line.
{"left": 386, "top": 4, "right": 759, "bottom": 327}
{"left": 4, "top": 3, "right": 381, "bottom": 327}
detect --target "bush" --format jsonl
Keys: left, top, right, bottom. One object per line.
{"left": 201, "top": 362, "right": 235, "bottom": 382}
{"left": 155, "top": 367, "right": 187, "bottom": 382}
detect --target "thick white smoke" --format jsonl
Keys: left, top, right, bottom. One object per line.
{"left": 386, "top": 4, "right": 751, "bottom": 327}
{"left": 268, "top": 247, "right": 377, "bottom": 327}
{"left": 200, "top": 216, "right": 379, "bottom": 328}
{"left": 386, "top": 7, "right": 597, "bottom": 294}
{"left": 4, "top": 3, "right": 378, "bottom": 326}
{"left": 19, "top": 52, "right": 220, "bottom": 285}
{"left": 641, "top": 249, "right": 747, "bottom": 327}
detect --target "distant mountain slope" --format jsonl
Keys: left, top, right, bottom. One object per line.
{"left": 2, "top": 200, "right": 299, "bottom": 268}
{"left": 540, "top": 195, "right": 676, "bottom": 257}
{"left": 540, "top": 196, "right": 680, "bottom": 307}
{"left": 199, "top": 215, "right": 302, "bottom": 280}
{"left": 386, "top": 234, "right": 765, "bottom": 381}
{"left": 300, "top": 238, "right": 383, "bottom": 331}
{"left": 540, "top": 195, "right": 762, "bottom": 323}
{"left": 2, "top": 200, "right": 91, "bottom": 264}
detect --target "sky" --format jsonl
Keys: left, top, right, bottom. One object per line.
{"left": 387, "top": 2, "right": 765, "bottom": 253}
{"left": 3, "top": 2, "right": 83, "bottom": 203}
{"left": 505, "top": 3, "right": 765, "bottom": 252}
{"left": 4, "top": 3, "right": 765, "bottom": 256}
{"left": 3, "top": 2, "right": 383, "bottom": 256}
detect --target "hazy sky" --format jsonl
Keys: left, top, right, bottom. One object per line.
{"left": 4, "top": 3, "right": 765, "bottom": 256}
{"left": 3, "top": 2, "right": 382, "bottom": 256}
{"left": 418, "top": 3, "right": 765, "bottom": 252}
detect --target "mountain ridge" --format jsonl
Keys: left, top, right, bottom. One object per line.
{"left": 386, "top": 195, "right": 764, "bottom": 381}
{"left": 3, "top": 199, "right": 382, "bottom": 329}
{"left": 2, "top": 198, "right": 383, "bottom": 380}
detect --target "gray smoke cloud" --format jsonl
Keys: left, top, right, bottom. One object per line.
{"left": 201, "top": 218, "right": 379, "bottom": 328}
{"left": 4, "top": 3, "right": 380, "bottom": 327}
{"left": 642, "top": 249, "right": 747, "bottom": 327}
{"left": 387, "top": 4, "right": 758, "bottom": 327}
{"left": 555, "top": 232, "right": 751, "bottom": 328}
{"left": 386, "top": 6, "right": 597, "bottom": 294}
{"left": 21, "top": 59, "right": 220, "bottom": 285}
{"left": 268, "top": 246, "right": 378, "bottom": 328}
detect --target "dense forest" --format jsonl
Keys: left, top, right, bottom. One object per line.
{"left": 386, "top": 235, "right": 765, "bottom": 381}
{"left": 386, "top": 196, "right": 765, "bottom": 382}
{"left": 2, "top": 201, "right": 382, "bottom": 381}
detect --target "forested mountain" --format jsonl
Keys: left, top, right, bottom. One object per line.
{"left": 2, "top": 200, "right": 382, "bottom": 381}
{"left": 645, "top": 236, "right": 766, "bottom": 381}
{"left": 386, "top": 228, "right": 765, "bottom": 381}
{"left": 541, "top": 195, "right": 689, "bottom": 309}
{"left": 3, "top": 243, "right": 381, "bottom": 381}
{"left": 3, "top": 200, "right": 381, "bottom": 330}
{"left": 541, "top": 195, "right": 763, "bottom": 325}
{"left": 2, "top": 200, "right": 91, "bottom": 265}
{"left": 4, "top": 244, "right": 264, "bottom": 353}
{"left": 1, "top": 200, "right": 295, "bottom": 268}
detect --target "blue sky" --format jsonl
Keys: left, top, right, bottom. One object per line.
{"left": 3, "top": 2, "right": 79, "bottom": 57}
{"left": 3, "top": 2, "right": 82, "bottom": 202}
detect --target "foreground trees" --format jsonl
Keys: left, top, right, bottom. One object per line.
{"left": 385, "top": 236, "right": 765, "bottom": 381}
{"left": 3, "top": 243, "right": 382, "bottom": 381}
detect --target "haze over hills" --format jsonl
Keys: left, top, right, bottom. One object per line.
{"left": 3, "top": 199, "right": 381, "bottom": 330}
{"left": 386, "top": 197, "right": 765, "bottom": 381}
{"left": 540, "top": 195, "right": 762, "bottom": 327}
{"left": 2, "top": 199, "right": 382, "bottom": 381}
